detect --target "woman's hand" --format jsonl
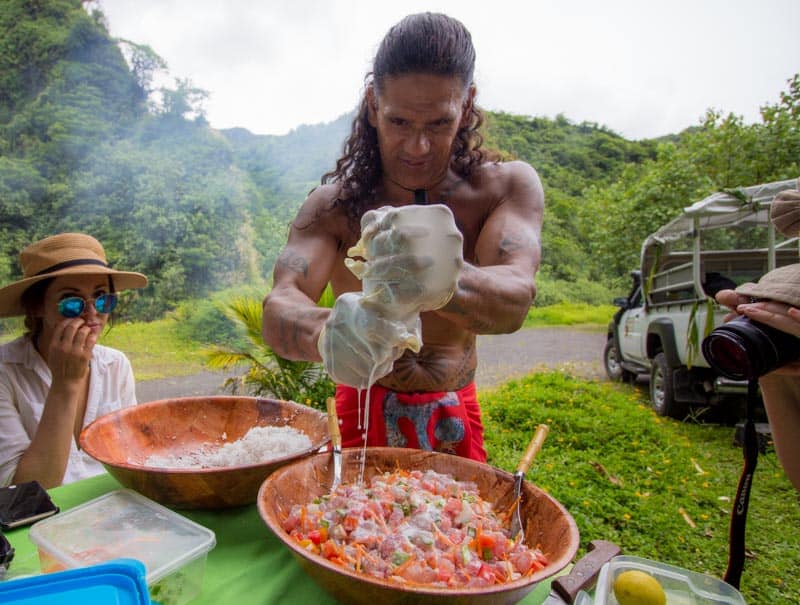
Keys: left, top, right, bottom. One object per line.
{"left": 46, "top": 318, "right": 96, "bottom": 382}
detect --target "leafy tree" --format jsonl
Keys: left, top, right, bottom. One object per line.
{"left": 156, "top": 77, "right": 208, "bottom": 121}
{"left": 115, "top": 39, "right": 167, "bottom": 96}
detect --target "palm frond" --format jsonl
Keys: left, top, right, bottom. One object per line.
{"left": 202, "top": 295, "right": 334, "bottom": 406}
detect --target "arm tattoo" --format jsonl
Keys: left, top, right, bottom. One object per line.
{"left": 497, "top": 234, "right": 525, "bottom": 260}
{"left": 277, "top": 250, "right": 309, "bottom": 278}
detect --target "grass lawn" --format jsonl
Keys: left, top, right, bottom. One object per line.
{"left": 100, "top": 319, "right": 209, "bottom": 381}
{"left": 523, "top": 302, "right": 615, "bottom": 330}
{"left": 480, "top": 371, "right": 799, "bottom": 605}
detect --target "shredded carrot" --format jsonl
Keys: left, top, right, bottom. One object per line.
{"left": 503, "top": 495, "right": 521, "bottom": 521}
{"left": 358, "top": 546, "right": 383, "bottom": 568}
{"left": 393, "top": 553, "right": 417, "bottom": 576}
{"left": 364, "top": 506, "right": 389, "bottom": 533}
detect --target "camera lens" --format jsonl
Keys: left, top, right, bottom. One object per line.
{"left": 702, "top": 316, "right": 800, "bottom": 380}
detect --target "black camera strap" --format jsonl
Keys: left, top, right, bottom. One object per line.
{"left": 723, "top": 378, "right": 759, "bottom": 589}
{"left": 0, "top": 531, "right": 13, "bottom": 579}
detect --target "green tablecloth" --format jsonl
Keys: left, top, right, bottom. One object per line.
{"left": 4, "top": 473, "right": 555, "bottom": 604}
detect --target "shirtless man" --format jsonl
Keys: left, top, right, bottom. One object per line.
{"left": 262, "top": 13, "right": 544, "bottom": 462}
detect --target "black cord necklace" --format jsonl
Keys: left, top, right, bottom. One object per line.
{"left": 414, "top": 189, "right": 429, "bottom": 205}
{"left": 386, "top": 176, "right": 453, "bottom": 206}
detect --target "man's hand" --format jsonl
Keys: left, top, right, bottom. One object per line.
{"left": 318, "top": 293, "right": 422, "bottom": 388}
{"left": 345, "top": 204, "right": 463, "bottom": 318}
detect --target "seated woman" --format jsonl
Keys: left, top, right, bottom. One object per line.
{"left": 0, "top": 233, "right": 147, "bottom": 488}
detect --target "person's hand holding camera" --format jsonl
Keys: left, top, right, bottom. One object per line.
{"left": 715, "top": 289, "right": 800, "bottom": 376}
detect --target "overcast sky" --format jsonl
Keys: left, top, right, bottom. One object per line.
{"left": 94, "top": 0, "right": 799, "bottom": 141}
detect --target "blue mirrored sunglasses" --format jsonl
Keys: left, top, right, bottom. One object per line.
{"left": 57, "top": 293, "right": 118, "bottom": 318}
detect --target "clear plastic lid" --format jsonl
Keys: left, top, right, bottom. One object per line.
{"left": 593, "top": 555, "right": 746, "bottom": 605}
{"left": 28, "top": 489, "right": 215, "bottom": 584}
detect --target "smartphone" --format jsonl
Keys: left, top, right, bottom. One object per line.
{"left": 0, "top": 481, "right": 59, "bottom": 530}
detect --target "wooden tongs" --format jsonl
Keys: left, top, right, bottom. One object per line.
{"left": 510, "top": 424, "right": 549, "bottom": 539}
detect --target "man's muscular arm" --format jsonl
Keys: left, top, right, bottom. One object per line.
{"left": 437, "top": 161, "right": 543, "bottom": 334}
{"left": 262, "top": 190, "right": 338, "bottom": 361}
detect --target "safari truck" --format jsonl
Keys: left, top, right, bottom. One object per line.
{"left": 603, "top": 177, "right": 799, "bottom": 419}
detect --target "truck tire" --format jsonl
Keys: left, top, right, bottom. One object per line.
{"left": 603, "top": 338, "right": 635, "bottom": 383}
{"left": 649, "top": 352, "right": 687, "bottom": 418}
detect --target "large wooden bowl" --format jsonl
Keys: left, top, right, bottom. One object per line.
{"left": 258, "top": 447, "right": 579, "bottom": 605}
{"left": 79, "top": 396, "right": 329, "bottom": 509}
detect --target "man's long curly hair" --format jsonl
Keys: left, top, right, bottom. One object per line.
{"left": 321, "top": 13, "right": 488, "bottom": 227}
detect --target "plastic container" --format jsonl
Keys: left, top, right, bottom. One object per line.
{"left": 28, "top": 490, "right": 215, "bottom": 605}
{"left": 589, "top": 555, "right": 746, "bottom": 605}
{"left": 0, "top": 559, "right": 151, "bottom": 604}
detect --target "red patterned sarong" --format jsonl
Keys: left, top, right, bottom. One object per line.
{"left": 334, "top": 382, "right": 486, "bottom": 462}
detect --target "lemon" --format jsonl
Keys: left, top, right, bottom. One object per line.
{"left": 612, "top": 569, "right": 667, "bottom": 605}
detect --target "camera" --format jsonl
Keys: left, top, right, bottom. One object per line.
{"left": 702, "top": 315, "right": 800, "bottom": 380}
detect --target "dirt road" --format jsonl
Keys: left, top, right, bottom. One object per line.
{"left": 136, "top": 327, "right": 607, "bottom": 402}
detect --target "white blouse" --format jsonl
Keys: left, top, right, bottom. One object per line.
{"left": 0, "top": 336, "right": 137, "bottom": 486}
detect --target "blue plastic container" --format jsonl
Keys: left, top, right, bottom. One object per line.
{"left": 0, "top": 558, "right": 151, "bottom": 604}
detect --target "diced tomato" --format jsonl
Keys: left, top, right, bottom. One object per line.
{"left": 477, "top": 562, "right": 503, "bottom": 584}
{"left": 343, "top": 514, "right": 359, "bottom": 532}
{"left": 307, "top": 527, "right": 327, "bottom": 545}
{"left": 478, "top": 533, "right": 496, "bottom": 551}
{"left": 321, "top": 540, "right": 341, "bottom": 560}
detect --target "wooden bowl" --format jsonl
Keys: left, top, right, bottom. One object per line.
{"left": 79, "top": 396, "right": 329, "bottom": 509}
{"left": 257, "top": 447, "right": 579, "bottom": 605}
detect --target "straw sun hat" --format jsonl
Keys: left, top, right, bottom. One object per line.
{"left": 0, "top": 233, "right": 148, "bottom": 318}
